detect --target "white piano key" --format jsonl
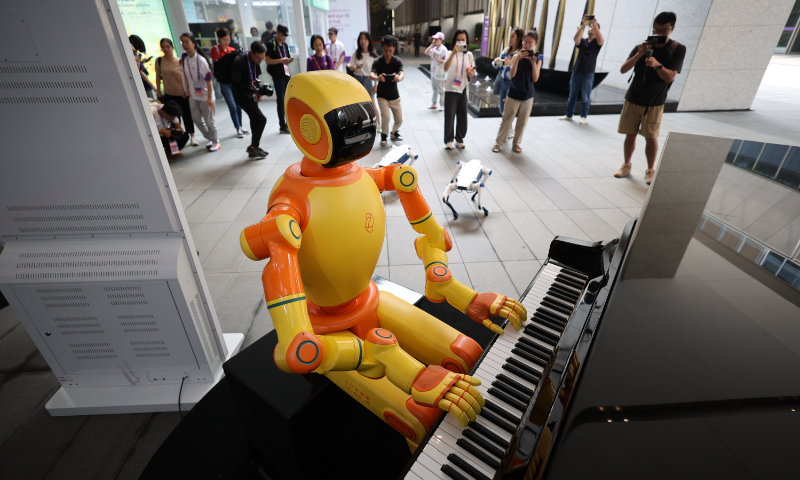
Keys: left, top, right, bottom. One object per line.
{"left": 525, "top": 289, "right": 576, "bottom": 309}
{"left": 435, "top": 425, "right": 502, "bottom": 471}
{"left": 421, "top": 446, "right": 475, "bottom": 480}
{"left": 527, "top": 320, "right": 563, "bottom": 338}
{"left": 414, "top": 451, "right": 449, "bottom": 480}
{"left": 473, "top": 379, "right": 525, "bottom": 418}
{"left": 491, "top": 341, "right": 545, "bottom": 374}
{"left": 477, "top": 358, "right": 537, "bottom": 390}
{"left": 444, "top": 408, "right": 512, "bottom": 442}
{"left": 404, "top": 470, "right": 424, "bottom": 480}
{"left": 427, "top": 435, "right": 495, "bottom": 478}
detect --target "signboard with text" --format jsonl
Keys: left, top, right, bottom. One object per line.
{"left": 327, "top": 0, "right": 370, "bottom": 60}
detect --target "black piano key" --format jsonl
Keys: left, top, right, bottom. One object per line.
{"left": 547, "top": 288, "right": 577, "bottom": 305}
{"left": 503, "top": 363, "right": 541, "bottom": 385}
{"left": 555, "top": 274, "right": 584, "bottom": 290}
{"left": 441, "top": 463, "right": 472, "bottom": 480}
{"left": 550, "top": 262, "right": 588, "bottom": 279}
{"left": 525, "top": 323, "right": 560, "bottom": 343}
{"left": 457, "top": 438, "right": 501, "bottom": 469}
{"left": 536, "top": 305, "right": 567, "bottom": 321}
{"left": 484, "top": 398, "right": 521, "bottom": 424}
{"left": 550, "top": 283, "right": 580, "bottom": 301}
{"left": 447, "top": 454, "right": 492, "bottom": 480}
{"left": 479, "top": 407, "right": 517, "bottom": 433}
{"left": 514, "top": 340, "right": 550, "bottom": 360}
{"left": 471, "top": 422, "right": 509, "bottom": 449}
{"left": 497, "top": 373, "right": 534, "bottom": 396}
{"left": 512, "top": 347, "right": 548, "bottom": 368}
{"left": 534, "top": 309, "right": 567, "bottom": 328}
{"left": 523, "top": 325, "right": 558, "bottom": 345}
{"left": 518, "top": 336, "right": 552, "bottom": 355}
{"left": 542, "top": 298, "right": 572, "bottom": 316}
{"left": 492, "top": 379, "right": 530, "bottom": 403}
{"left": 463, "top": 429, "right": 505, "bottom": 459}
{"left": 488, "top": 387, "right": 527, "bottom": 412}
{"left": 507, "top": 357, "right": 542, "bottom": 377}
{"left": 533, "top": 314, "right": 565, "bottom": 332}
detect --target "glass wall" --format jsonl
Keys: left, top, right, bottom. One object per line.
{"left": 776, "top": 0, "right": 800, "bottom": 54}
{"left": 118, "top": 0, "right": 174, "bottom": 86}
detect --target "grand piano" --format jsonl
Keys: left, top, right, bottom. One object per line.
{"left": 402, "top": 134, "right": 800, "bottom": 480}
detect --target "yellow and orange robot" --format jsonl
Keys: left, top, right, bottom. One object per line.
{"left": 239, "top": 71, "right": 527, "bottom": 451}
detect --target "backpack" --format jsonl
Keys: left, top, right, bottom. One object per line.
{"left": 212, "top": 47, "right": 240, "bottom": 84}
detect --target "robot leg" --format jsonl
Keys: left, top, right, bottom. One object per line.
{"left": 442, "top": 182, "right": 459, "bottom": 219}
{"left": 375, "top": 290, "right": 483, "bottom": 375}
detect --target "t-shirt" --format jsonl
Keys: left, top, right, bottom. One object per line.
{"left": 181, "top": 52, "right": 214, "bottom": 101}
{"left": 413, "top": 33, "right": 421, "bottom": 46}
{"left": 495, "top": 50, "right": 517, "bottom": 81}
{"left": 230, "top": 52, "right": 262, "bottom": 97}
{"left": 210, "top": 45, "right": 235, "bottom": 62}
{"left": 307, "top": 54, "right": 334, "bottom": 71}
{"left": 371, "top": 55, "right": 403, "bottom": 100}
{"left": 155, "top": 56, "right": 184, "bottom": 96}
{"left": 151, "top": 104, "right": 179, "bottom": 132}
{"left": 261, "top": 30, "right": 275, "bottom": 45}
{"left": 325, "top": 40, "right": 346, "bottom": 72}
{"left": 624, "top": 39, "right": 686, "bottom": 107}
{"left": 508, "top": 55, "right": 537, "bottom": 101}
{"left": 429, "top": 44, "right": 448, "bottom": 74}
{"left": 573, "top": 38, "right": 601, "bottom": 74}
{"left": 444, "top": 51, "right": 474, "bottom": 94}
{"left": 265, "top": 39, "right": 292, "bottom": 79}
{"left": 348, "top": 51, "right": 377, "bottom": 77}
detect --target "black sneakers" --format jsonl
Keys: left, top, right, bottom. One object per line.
{"left": 391, "top": 131, "right": 403, "bottom": 141}
{"left": 247, "top": 146, "right": 268, "bottom": 159}
{"left": 380, "top": 134, "right": 388, "bottom": 146}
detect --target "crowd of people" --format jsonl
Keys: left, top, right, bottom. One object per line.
{"left": 133, "top": 10, "right": 684, "bottom": 186}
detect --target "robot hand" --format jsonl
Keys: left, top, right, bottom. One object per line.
{"left": 466, "top": 293, "right": 527, "bottom": 334}
{"left": 411, "top": 366, "right": 485, "bottom": 427}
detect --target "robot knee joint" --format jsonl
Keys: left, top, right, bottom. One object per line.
{"left": 425, "top": 263, "right": 452, "bottom": 283}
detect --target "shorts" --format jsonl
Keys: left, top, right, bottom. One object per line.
{"left": 617, "top": 101, "right": 664, "bottom": 138}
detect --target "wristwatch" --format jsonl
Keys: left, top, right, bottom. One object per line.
{"left": 654, "top": 64, "right": 663, "bottom": 71}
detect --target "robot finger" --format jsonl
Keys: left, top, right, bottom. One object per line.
{"left": 509, "top": 300, "right": 528, "bottom": 319}
{"left": 455, "top": 380, "right": 486, "bottom": 408}
{"left": 448, "top": 387, "right": 481, "bottom": 415}
{"left": 461, "top": 375, "right": 481, "bottom": 387}
{"left": 481, "top": 318, "right": 504, "bottom": 335}
{"left": 445, "top": 393, "right": 477, "bottom": 422}
{"left": 499, "top": 307, "right": 522, "bottom": 329}
{"left": 439, "top": 399, "right": 469, "bottom": 427}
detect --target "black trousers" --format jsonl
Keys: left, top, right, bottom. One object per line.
{"left": 233, "top": 91, "right": 267, "bottom": 148}
{"left": 414, "top": 45, "right": 420, "bottom": 57}
{"left": 160, "top": 130, "right": 189, "bottom": 152}
{"left": 444, "top": 90, "right": 469, "bottom": 144}
{"left": 161, "top": 94, "right": 194, "bottom": 135}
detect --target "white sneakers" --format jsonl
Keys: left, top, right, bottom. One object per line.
{"left": 614, "top": 163, "right": 631, "bottom": 178}
{"left": 209, "top": 142, "right": 221, "bottom": 152}
{"left": 580, "top": 117, "right": 587, "bottom": 124}
{"left": 445, "top": 142, "right": 453, "bottom": 149}
{"left": 559, "top": 116, "right": 573, "bottom": 121}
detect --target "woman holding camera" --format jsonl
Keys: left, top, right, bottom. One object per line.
{"left": 443, "top": 29, "right": 475, "bottom": 149}
{"left": 493, "top": 28, "right": 523, "bottom": 116}
{"left": 493, "top": 30, "right": 542, "bottom": 153}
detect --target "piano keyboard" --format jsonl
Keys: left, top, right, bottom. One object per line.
{"left": 405, "top": 261, "right": 588, "bottom": 480}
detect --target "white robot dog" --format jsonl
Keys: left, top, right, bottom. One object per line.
{"left": 372, "top": 144, "right": 418, "bottom": 168}
{"left": 442, "top": 160, "right": 492, "bottom": 219}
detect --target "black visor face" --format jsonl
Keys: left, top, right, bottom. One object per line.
{"left": 322, "top": 101, "right": 377, "bottom": 168}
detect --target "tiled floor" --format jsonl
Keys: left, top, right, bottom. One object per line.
{"left": 1, "top": 54, "right": 799, "bottom": 480}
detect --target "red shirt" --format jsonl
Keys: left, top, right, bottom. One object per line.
{"left": 210, "top": 45, "right": 235, "bottom": 62}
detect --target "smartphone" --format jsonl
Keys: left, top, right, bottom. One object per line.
{"left": 585, "top": 15, "right": 595, "bottom": 20}
{"left": 383, "top": 73, "right": 395, "bottom": 80}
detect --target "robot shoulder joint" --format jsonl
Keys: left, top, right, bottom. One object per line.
{"left": 275, "top": 214, "right": 302, "bottom": 250}
{"left": 391, "top": 164, "right": 419, "bottom": 193}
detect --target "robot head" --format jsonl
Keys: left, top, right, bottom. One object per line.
{"left": 285, "top": 71, "right": 377, "bottom": 168}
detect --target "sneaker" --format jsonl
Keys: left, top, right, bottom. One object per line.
{"left": 580, "top": 117, "right": 587, "bottom": 125}
{"left": 209, "top": 142, "right": 222, "bottom": 152}
{"left": 279, "top": 127, "right": 290, "bottom": 134}
{"left": 380, "top": 134, "right": 387, "bottom": 146}
{"left": 237, "top": 127, "right": 244, "bottom": 138}
{"left": 241, "top": 127, "right": 250, "bottom": 135}
{"left": 429, "top": 104, "right": 438, "bottom": 109}
{"left": 190, "top": 137, "right": 199, "bottom": 146}
{"left": 559, "top": 116, "right": 573, "bottom": 121}
{"left": 645, "top": 168, "right": 655, "bottom": 185}
{"left": 445, "top": 142, "right": 453, "bottom": 149}
{"left": 457, "top": 142, "right": 465, "bottom": 149}
{"left": 391, "top": 131, "right": 403, "bottom": 141}
{"left": 614, "top": 163, "right": 631, "bottom": 178}
{"left": 247, "top": 146, "right": 268, "bottom": 159}
{"left": 205, "top": 140, "right": 213, "bottom": 149}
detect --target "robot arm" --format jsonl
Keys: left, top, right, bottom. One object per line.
{"left": 239, "top": 205, "right": 364, "bottom": 375}
{"left": 364, "top": 164, "right": 528, "bottom": 334}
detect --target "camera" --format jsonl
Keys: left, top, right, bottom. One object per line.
{"left": 253, "top": 80, "right": 274, "bottom": 97}
{"left": 585, "top": 15, "right": 595, "bottom": 20}
{"left": 383, "top": 73, "right": 395, "bottom": 81}
{"left": 456, "top": 42, "right": 469, "bottom": 52}
{"left": 644, "top": 35, "right": 668, "bottom": 46}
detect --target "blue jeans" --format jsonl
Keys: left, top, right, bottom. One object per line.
{"left": 565, "top": 72, "right": 594, "bottom": 118}
{"left": 274, "top": 75, "right": 289, "bottom": 130}
{"left": 497, "top": 78, "right": 512, "bottom": 115}
{"left": 219, "top": 82, "right": 242, "bottom": 129}
{"left": 355, "top": 75, "right": 374, "bottom": 96}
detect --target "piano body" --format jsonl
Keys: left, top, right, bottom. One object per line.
{"left": 404, "top": 211, "right": 800, "bottom": 480}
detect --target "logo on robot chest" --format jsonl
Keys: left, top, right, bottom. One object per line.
{"left": 365, "top": 212, "right": 374, "bottom": 233}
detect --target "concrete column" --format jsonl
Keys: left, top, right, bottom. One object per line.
{"left": 291, "top": 0, "right": 308, "bottom": 72}
{"left": 678, "top": 0, "right": 796, "bottom": 111}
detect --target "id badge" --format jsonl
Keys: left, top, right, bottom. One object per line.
{"left": 283, "top": 64, "right": 291, "bottom": 76}
{"left": 194, "top": 86, "right": 202, "bottom": 96}
{"left": 169, "top": 139, "right": 179, "bottom": 154}
{"left": 453, "top": 78, "right": 462, "bottom": 88}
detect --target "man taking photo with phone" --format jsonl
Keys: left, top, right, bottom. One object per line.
{"left": 615, "top": 11, "right": 686, "bottom": 185}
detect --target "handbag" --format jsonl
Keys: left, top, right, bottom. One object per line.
{"left": 434, "top": 62, "right": 446, "bottom": 80}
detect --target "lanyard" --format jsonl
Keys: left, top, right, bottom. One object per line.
{"left": 313, "top": 55, "right": 326, "bottom": 70}
{"left": 157, "top": 109, "right": 169, "bottom": 129}
{"left": 245, "top": 52, "right": 257, "bottom": 82}
{"left": 456, "top": 52, "right": 465, "bottom": 77}
{"left": 276, "top": 42, "right": 285, "bottom": 59}
{"left": 185, "top": 52, "right": 201, "bottom": 81}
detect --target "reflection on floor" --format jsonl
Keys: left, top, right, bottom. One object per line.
{"left": 1, "top": 54, "right": 799, "bottom": 480}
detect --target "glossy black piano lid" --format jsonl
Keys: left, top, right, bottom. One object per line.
{"left": 543, "top": 134, "right": 800, "bottom": 480}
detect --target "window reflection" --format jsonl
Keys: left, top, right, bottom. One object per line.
{"left": 753, "top": 144, "right": 789, "bottom": 178}
{"left": 775, "top": 147, "right": 800, "bottom": 189}
{"left": 733, "top": 141, "right": 764, "bottom": 170}
{"left": 725, "top": 140, "right": 742, "bottom": 164}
